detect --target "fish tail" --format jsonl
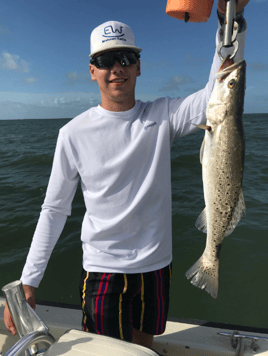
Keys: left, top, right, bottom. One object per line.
{"left": 185, "top": 254, "right": 219, "bottom": 299}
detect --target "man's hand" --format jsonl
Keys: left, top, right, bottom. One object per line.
{"left": 4, "top": 284, "right": 35, "bottom": 336}
{"left": 218, "top": 0, "right": 250, "bottom": 14}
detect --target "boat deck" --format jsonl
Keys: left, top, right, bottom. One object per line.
{"left": 1, "top": 297, "right": 268, "bottom": 355}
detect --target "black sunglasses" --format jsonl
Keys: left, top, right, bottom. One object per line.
{"left": 90, "top": 50, "right": 140, "bottom": 69}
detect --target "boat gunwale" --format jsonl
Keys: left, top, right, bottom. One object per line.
{"left": 33, "top": 299, "right": 268, "bottom": 335}
{"left": 2, "top": 297, "right": 268, "bottom": 356}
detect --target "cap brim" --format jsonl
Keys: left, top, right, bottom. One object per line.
{"left": 90, "top": 45, "right": 142, "bottom": 58}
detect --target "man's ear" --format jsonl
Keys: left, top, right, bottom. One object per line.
{"left": 89, "top": 64, "right": 97, "bottom": 81}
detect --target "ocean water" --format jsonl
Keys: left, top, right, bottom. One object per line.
{"left": 0, "top": 114, "right": 267, "bottom": 329}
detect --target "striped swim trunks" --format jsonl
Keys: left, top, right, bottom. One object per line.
{"left": 79, "top": 264, "right": 172, "bottom": 342}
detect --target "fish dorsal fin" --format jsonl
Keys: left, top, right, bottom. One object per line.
{"left": 223, "top": 189, "right": 246, "bottom": 238}
{"left": 195, "top": 207, "right": 207, "bottom": 234}
{"left": 200, "top": 137, "right": 206, "bottom": 165}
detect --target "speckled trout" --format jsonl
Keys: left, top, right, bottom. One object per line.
{"left": 185, "top": 58, "right": 246, "bottom": 298}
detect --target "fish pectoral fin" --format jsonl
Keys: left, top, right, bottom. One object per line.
{"left": 195, "top": 207, "right": 207, "bottom": 234}
{"left": 193, "top": 124, "right": 212, "bottom": 132}
{"left": 223, "top": 189, "right": 246, "bottom": 238}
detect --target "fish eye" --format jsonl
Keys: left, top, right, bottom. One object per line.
{"left": 228, "top": 79, "right": 236, "bottom": 89}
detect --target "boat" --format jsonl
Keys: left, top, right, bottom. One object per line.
{"left": 1, "top": 281, "right": 268, "bottom": 356}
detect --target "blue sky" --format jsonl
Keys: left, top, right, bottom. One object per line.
{"left": 0, "top": 0, "right": 267, "bottom": 119}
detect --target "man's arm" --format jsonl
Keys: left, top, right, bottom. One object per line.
{"left": 21, "top": 131, "right": 80, "bottom": 288}
{"left": 169, "top": 0, "right": 249, "bottom": 141}
{"left": 5, "top": 130, "right": 80, "bottom": 335}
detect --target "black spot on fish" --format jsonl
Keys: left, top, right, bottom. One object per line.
{"left": 216, "top": 244, "right": 222, "bottom": 259}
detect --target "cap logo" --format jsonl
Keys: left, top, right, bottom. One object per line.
{"left": 102, "top": 25, "right": 126, "bottom": 44}
{"left": 103, "top": 25, "right": 124, "bottom": 38}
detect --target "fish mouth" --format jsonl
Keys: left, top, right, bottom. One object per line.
{"left": 216, "top": 59, "right": 246, "bottom": 82}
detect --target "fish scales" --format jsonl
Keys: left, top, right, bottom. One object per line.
{"left": 185, "top": 58, "right": 246, "bottom": 298}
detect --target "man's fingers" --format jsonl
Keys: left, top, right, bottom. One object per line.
{"left": 4, "top": 303, "right": 17, "bottom": 335}
{"left": 8, "top": 325, "right": 17, "bottom": 336}
{"left": 23, "top": 285, "right": 36, "bottom": 310}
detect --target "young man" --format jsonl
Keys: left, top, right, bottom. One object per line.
{"left": 5, "top": 0, "right": 249, "bottom": 349}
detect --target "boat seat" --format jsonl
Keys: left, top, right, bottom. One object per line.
{"left": 43, "top": 329, "right": 161, "bottom": 356}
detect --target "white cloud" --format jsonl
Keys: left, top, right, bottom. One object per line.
{"left": 38, "top": 92, "right": 100, "bottom": 108}
{"left": 0, "top": 52, "right": 30, "bottom": 73}
{"left": 0, "top": 24, "right": 11, "bottom": 36}
{"left": 141, "top": 59, "right": 175, "bottom": 69}
{"left": 138, "top": 77, "right": 163, "bottom": 86}
{"left": 0, "top": 91, "right": 101, "bottom": 120}
{"left": 159, "top": 75, "right": 193, "bottom": 92}
{"left": 66, "top": 71, "right": 79, "bottom": 83}
{"left": 65, "top": 70, "right": 91, "bottom": 84}
{"left": 183, "top": 53, "right": 208, "bottom": 67}
{"left": 249, "top": 62, "right": 268, "bottom": 72}
{"left": 0, "top": 91, "right": 100, "bottom": 105}
{"left": 23, "top": 77, "right": 37, "bottom": 84}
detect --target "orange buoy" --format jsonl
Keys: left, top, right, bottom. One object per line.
{"left": 166, "top": 0, "right": 214, "bottom": 23}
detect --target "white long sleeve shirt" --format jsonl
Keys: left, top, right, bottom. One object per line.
{"left": 21, "top": 24, "right": 247, "bottom": 287}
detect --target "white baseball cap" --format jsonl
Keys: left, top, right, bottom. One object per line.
{"left": 90, "top": 21, "right": 142, "bottom": 58}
